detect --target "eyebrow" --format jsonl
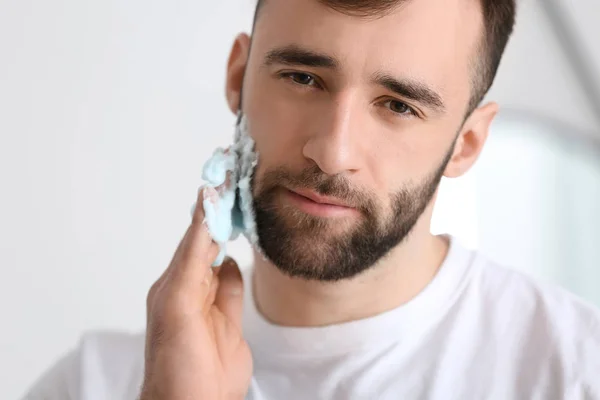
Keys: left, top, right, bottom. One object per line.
{"left": 262, "top": 45, "right": 446, "bottom": 113}
{"left": 372, "top": 72, "right": 446, "bottom": 113}
{"left": 263, "top": 45, "right": 340, "bottom": 69}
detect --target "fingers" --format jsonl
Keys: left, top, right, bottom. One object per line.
{"left": 214, "top": 257, "right": 244, "bottom": 331}
{"left": 149, "top": 177, "right": 240, "bottom": 319}
{"left": 203, "top": 267, "right": 220, "bottom": 317}
{"left": 169, "top": 186, "right": 220, "bottom": 294}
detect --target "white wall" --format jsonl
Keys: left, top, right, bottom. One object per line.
{"left": 0, "top": 1, "right": 257, "bottom": 397}
{"left": 474, "top": 112, "right": 600, "bottom": 306}
{"left": 1, "top": 0, "right": 598, "bottom": 398}
{"left": 486, "top": 0, "right": 599, "bottom": 132}
{"left": 563, "top": 0, "right": 600, "bottom": 79}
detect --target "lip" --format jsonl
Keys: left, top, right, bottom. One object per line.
{"left": 284, "top": 188, "right": 357, "bottom": 218}
{"left": 290, "top": 188, "right": 353, "bottom": 208}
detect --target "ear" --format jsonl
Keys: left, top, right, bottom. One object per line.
{"left": 444, "top": 102, "right": 499, "bottom": 178}
{"left": 225, "top": 33, "right": 251, "bottom": 115}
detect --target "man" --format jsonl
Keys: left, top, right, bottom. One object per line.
{"left": 24, "top": 0, "right": 600, "bottom": 399}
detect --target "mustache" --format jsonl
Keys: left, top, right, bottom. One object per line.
{"left": 260, "top": 165, "right": 376, "bottom": 213}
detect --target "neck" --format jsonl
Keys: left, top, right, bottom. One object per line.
{"left": 251, "top": 215, "right": 450, "bottom": 328}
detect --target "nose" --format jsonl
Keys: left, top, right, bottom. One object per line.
{"left": 302, "top": 93, "right": 362, "bottom": 176}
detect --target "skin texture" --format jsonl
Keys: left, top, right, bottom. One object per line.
{"left": 141, "top": 0, "right": 500, "bottom": 398}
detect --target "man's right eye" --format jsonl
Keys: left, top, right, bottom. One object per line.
{"left": 280, "top": 72, "right": 320, "bottom": 88}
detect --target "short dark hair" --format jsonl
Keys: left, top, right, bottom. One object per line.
{"left": 253, "top": 0, "right": 516, "bottom": 114}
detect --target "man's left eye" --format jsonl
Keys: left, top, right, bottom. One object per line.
{"left": 384, "top": 100, "right": 414, "bottom": 115}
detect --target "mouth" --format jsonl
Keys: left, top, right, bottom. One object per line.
{"left": 284, "top": 188, "right": 358, "bottom": 218}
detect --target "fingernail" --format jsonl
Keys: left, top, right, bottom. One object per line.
{"left": 203, "top": 186, "right": 218, "bottom": 205}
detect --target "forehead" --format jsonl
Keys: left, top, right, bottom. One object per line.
{"left": 252, "top": 0, "right": 483, "bottom": 113}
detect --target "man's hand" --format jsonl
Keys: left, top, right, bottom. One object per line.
{"left": 140, "top": 185, "right": 253, "bottom": 400}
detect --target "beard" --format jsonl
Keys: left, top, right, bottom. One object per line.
{"left": 250, "top": 146, "right": 454, "bottom": 282}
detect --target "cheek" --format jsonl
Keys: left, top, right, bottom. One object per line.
{"left": 244, "top": 67, "right": 325, "bottom": 148}
{"left": 364, "top": 135, "right": 421, "bottom": 194}
{"left": 246, "top": 121, "right": 303, "bottom": 181}
{"left": 242, "top": 112, "right": 302, "bottom": 195}
{"left": 372, "top": 122, "right": 454, "bottom": 183}
{"left": 363, "top": 133, "right": 448, "bottom": 215}
{"left": 243, "top": 82, "right": 316, "bottom": 180}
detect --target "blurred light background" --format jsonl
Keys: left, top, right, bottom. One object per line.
{"left": 1, "top": 0, "right": 599, "bottom": 398}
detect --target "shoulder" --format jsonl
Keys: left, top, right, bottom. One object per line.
{"left": 472, "top": 252, "right": 600, "bottom": 331}
{"left": 468, "top": 251, "right": 600, "bottom": 392}
{"left": 24, "top": 331, "right": 145, "bottom": 400}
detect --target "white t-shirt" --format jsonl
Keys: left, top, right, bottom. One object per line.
{"left": 23, "top": 238, "right": 600, "bottom": 399}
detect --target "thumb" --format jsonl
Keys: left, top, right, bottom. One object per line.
{"left": 214, "top": 257, "right": 244, "bottom": 331}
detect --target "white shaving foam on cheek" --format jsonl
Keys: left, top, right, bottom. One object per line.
{"left": 190, "top": 113, "right": 261, "bottom": 266}
{"left": 234, "top": 114, "right": 260, "bottom": 249}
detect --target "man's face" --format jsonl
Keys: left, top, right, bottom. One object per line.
{"left": 239, "top": 0, "right": 483, "bottom": 281}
